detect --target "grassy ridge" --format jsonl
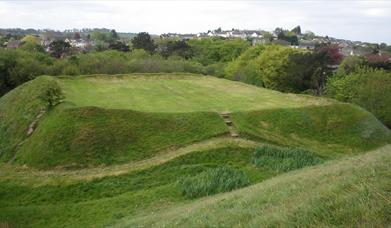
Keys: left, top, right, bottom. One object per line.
{"left": 0, "top": 76, "right": 62, "bottom": 161}
{"left": 15, "top": 107, "right": 228, "bottom": 168}
{"left": 232, "top": 104, "right": 391, "bottom": 157}
{"left": 0, "top": 146, "right": 274, "bottom": 227}
{"left": 117, "top": 145, "right": 391, "bottom": 227}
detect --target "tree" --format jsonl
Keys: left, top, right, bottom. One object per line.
{"left": 91, "top": 31, "right": 109, "bottom": 42}
{"left": 291, "top": 25, "right": 301, "bottom": 35}
{"left": 74, "top": 32, "right": 81, "bottom": 40}
{"left": 326, "top": 67, "right": 391, "bottom": 127}
{"left": 159, "top": 40, "right": 193, "bottom": 59}
{"left": 108, "top": 41, "right": 129, "bottom": 52}
{"left": 49, "top": 40, "right": 71, "bottom": 58}
{"left": 110, "top": 29, "right": 118, "bottom": 40}
{"left": 131, "top": 32, "right": 156, "bottom": 54}
{"left": 277, "top": 32, "right": 299, "bottom": 46}
{"left": 315, "top": 44, "right": 343, "bottom": 65}
{"left": 20, "top": 35, "right": 44, "bottom": 52}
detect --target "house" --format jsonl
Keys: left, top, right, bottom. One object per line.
{"left": 272, "top": 39, "right": 291, "bottom": 46}
{"left": 298, "top": 40, "right": 315, "bottom": 50}
{"left": 6, "top": 40, "right": 22, "bottom": 49}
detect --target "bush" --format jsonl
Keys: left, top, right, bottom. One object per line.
{"left": 326, "top": 67, "right": 391, "bottom": 127}
{"left": 178, "top": 166, "right": 250, "bottom": 198}
{"left": 252, "top": 145, "right": 323, "bottom": 172}
{"left": 225, "top": 45, "right": 266, "bottom": 85}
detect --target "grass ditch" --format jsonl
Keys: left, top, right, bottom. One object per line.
{"left": 0, "top": 146, "right": 274, "bottom": 227}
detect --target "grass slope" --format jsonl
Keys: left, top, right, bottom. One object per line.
{"left": 116, "top": 145, "right": 391, "bottom": 227}
{"left": 0, "top": 76, "right": 62, "bottom": 161}
{"left": 15, "top": 107, "right": 227, "bottom": 169}
{"left": 57, "top": 74, "right": 331, "bottom": 112}
{"left": 232, "top": 104, "right": 391, "bottom": 156}
{"left": 0, "top": 146, "right": 275, "bottom": 227}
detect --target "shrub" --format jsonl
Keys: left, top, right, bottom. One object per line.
{"left": 178, "top": 166, "right": 250, "bottom": 199}
{"left": 326, "top": 67, "right": 391, "bottom": 127}
{"left": 252, "top": 145, "right": 323, "bottom": 172}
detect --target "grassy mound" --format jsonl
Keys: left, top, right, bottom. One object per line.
{"left": 253, "top": 145, "right": 323, "bottom": 172}
{"left": 117, "top": 145, "right": 391, "bottom": 227}
{"left": 15, "top": 107, "right": 227, "bottom": 169}
{"left": 0, "top": 76, "right": 63, "bottom": 161}
{"left": 178, "top": 166, "right": 250, "bottom": 198}
{"left": 232, "top": 104, "right": 391, "bottom": 157}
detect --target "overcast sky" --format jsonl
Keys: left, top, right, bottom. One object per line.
{"left": 0, "top": 0, "right": 390, "bottom": 43}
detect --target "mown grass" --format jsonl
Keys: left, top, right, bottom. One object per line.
{"left": 178, "top": 166, "right": 250, "bottom": 198}
{"left": 0, "top": 76, "right": 63, "bottom": 161}
{"left": 0, "top": 146, "right": 275, "bottom": 227}
{"left": 116, "top": 145, "right": 391, "bottom": 227}
{"left": 15, "top": 106, "right": 227, "bottom": 169}
{"left": 57, "top": 74, "right": 331, "bottom": 113}
{"left": 253, "top": 145, "right": 323, "bottom": 172}
{"left": 232, "top": 104, "right": 391, "bottom": 157}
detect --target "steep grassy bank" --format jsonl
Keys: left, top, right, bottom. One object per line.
{"left": 14, "top": 107, "right": 227, "bottom": 169}
{"left": 232, "top": 104, "right": 391, "bottom": 157}
{"left": 0, "top": 76, "right": 62, "bottom": 161}
{"left": 116, "top": 145, "right": 391, "bottom": 227}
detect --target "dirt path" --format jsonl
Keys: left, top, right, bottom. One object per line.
{"left": 0, "top": 136, "right": 262, "bottom": 186}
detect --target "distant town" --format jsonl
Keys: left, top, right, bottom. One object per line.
{"left": 1, "top": 27, "right": 390, "bottom": 59}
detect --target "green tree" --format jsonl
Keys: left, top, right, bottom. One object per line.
{"left": 131, "top": 32, "right": 156, "bottom": 54}
{"left": 108, "top": 41, "right": 129, "bottom": 52}
{"left": 49, "top": 40, "right": 71, "bottom": 58}
{"left": 326, "top": 67, "right": 391, "bottom": 127}
{"left": 291, "top": 25, "right": 301, "bottom": 35}
{"left": 188, "top": 38, "right": 250, "bottom": 65}
{"left": 91, "top": 31, "right": 109, "bottom": 42}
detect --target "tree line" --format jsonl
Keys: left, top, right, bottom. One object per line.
{"left": 0, "top": 32, "right": 390, "bottom": 127}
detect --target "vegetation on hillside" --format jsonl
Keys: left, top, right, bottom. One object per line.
{"left": 15, "top": 107, "right": 227, "bottom": 168}
{"left": 178, "top": 166, "right": 250, "bottom": 198}
{"left": 119, "top": 145, "right": 391, "bottom": 227}
{"left": 326, "top": 66, "right": 391, "bottom": 128}
{"left": 0, "top": 73, "right": 389, "bottom": 227}
{"left": 252, "top": 145, "right": 323, "bottom": 172}
{"left": 0, "top": 146, "right": 275, "bottom": 227}
{"left": 0, "top": 76, "right": 63, "bottom": 161}
{"left": 232, "top": 104, "right": 391, "bottom": 156}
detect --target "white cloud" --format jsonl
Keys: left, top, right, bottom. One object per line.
{"left": 0, "top": 0, "right": 390, "bottom": 43}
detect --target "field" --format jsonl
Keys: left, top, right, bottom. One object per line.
{"left": 58, "top": 73, "right": 330, "bottom": 112}
{"left": 0, "top": 73, "right": 390, "bottom": 227}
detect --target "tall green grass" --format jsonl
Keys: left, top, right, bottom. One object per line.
{"left": 178, "top": 166, "right": 250, "bottom": 198}
{"left": 252, "top": 145, "right": 323, "bottom": 172}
